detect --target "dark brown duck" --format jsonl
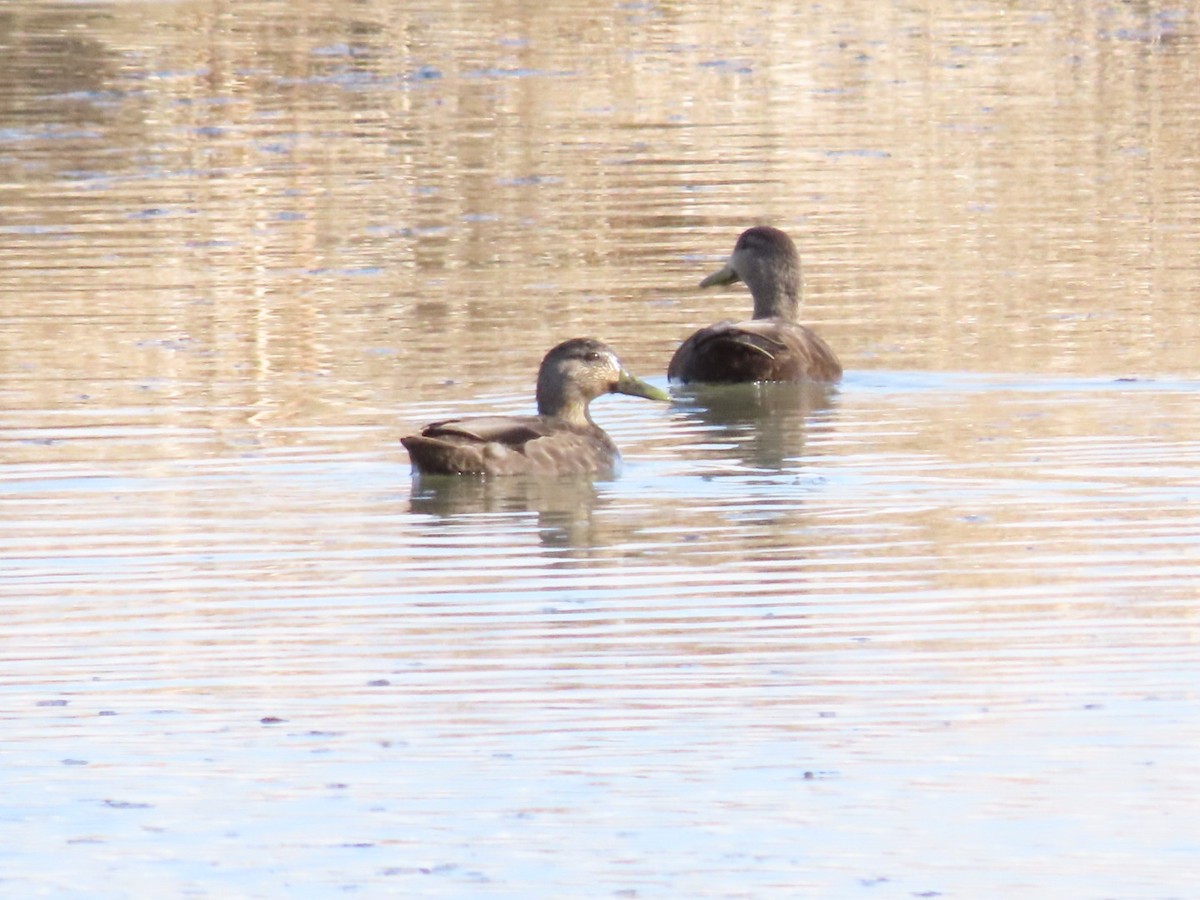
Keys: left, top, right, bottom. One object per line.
{"left": 668, "top": 226, "right": 842, "bottom": 384}
{"left": 402, "top": 338, "right": 668, "bottom": 476}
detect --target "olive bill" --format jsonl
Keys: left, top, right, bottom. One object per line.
{"left": 615, "top": 371, "right": 670, "bottom": 402}
{"left": 699, "top": 264, "right": 739, "bottom": 288}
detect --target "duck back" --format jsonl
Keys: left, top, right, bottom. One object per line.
{"left": 668, "top": 318, "right": 842, "bottom": 384}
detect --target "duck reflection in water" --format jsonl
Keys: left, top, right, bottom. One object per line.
{"left": 670, "top": 380, "right": 838, "bottom": 471}
{"left": 409, "top": 472, "right": 607, "bottom": 550}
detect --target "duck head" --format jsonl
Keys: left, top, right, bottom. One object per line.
{"left": 700, "top": 225, "right": 802, "bottom": 321}
{"left": 536, "top": 338, "right": 668, "bottom": 426}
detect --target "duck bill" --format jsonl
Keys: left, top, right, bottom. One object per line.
{"left": 615, "top": 370, "right": 669, "bottom": 402}
{"left": 699, "top": 263, "right": 740, "bottom": 288}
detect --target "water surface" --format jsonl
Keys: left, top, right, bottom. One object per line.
{"left": 3, "top": 1, "right": 1200, "bottom": 897}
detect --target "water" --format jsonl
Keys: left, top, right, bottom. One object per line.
{"left": 3, "top": 1, "right": 1200, "bottom": 897}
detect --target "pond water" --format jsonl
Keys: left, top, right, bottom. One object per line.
{"left": 3, "top": 1, "right": 1200, "bottom": 897}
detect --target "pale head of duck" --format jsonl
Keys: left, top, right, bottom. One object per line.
{"left": 700, "top": 225, "right": 802, "bottom": 322}
{"left": 536, "top": 337, "right": 667, "bottom": 427}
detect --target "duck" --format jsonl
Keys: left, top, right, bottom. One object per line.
{"left": 402, "top": 337, "right": 668, "bottom": 476}
{"left": 667, "top": 225, "right": 843, "bottom": 384}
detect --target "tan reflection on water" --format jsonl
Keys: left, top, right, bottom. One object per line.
{"left": 3, "top": 1, "right": 1200, "bottom": 897}
{"left": 2, "top": 0, "right": 1199, "bottom": 406}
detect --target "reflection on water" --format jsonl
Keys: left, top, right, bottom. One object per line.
{"left": 410, "top": 472, "right": 605, "bottom": 551}
{"left": 3, "top": 0, "right": 1200, "bottom": 897}
{"left": 669, "top": 380, "right": 837, "bottom": 470}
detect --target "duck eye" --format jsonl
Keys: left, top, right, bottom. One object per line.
{"left": 583, "top": 350, "right": 602, "bottom": 362}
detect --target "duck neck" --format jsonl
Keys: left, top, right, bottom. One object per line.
{"left": 750, "top": 271, "right": 800, "bottom": 321}
{"left": 537, "top": 381, "right": 594, "bottom": 428}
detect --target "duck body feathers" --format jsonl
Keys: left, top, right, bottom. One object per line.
{"left": 667, "top": 317, "right": 842, "bottom": 384}
{"left": 402, "top": 415, "right": 620, "bottom": 477}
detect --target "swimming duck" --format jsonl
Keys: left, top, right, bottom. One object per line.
{"left": 402, "top": 338, "right": 668, "bottom": 476}
{"left": 667, "top": 226, "right": 842, "bottom": 384}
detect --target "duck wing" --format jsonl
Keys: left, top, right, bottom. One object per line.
{"left": 668, "top": 318, "right": 842, "bottom": 384}
{"left": 402, "top": 415, "right": 618, "bottom": 476}
{"left": 419, "top": 415, "right": 551, "bottom": 446}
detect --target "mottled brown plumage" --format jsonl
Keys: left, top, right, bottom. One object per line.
{"left": 402, "top": 338, "right": 668, "bottom": 476}
{"left": 668, "top": 226, "right": 842, "bottom": 384}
